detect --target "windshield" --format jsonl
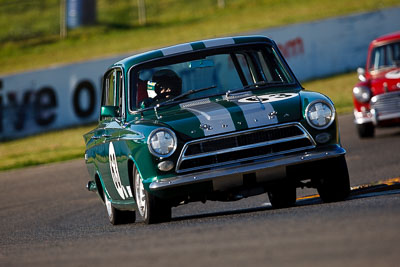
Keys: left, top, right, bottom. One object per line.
{"left": 131, "top": 45, "right": 294, "bottom": 110}
{"left": 369, "top": 41, "right": 400, "bottom": 71}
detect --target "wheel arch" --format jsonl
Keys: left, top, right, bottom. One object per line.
{"left": 128, "top": 158, "right": 135, "bottom": 194}
{"left": 127, "top": 156, "right": 143, "bottom": 193}
{"left": 94, "top": 171, "right": 106, "bottom": 203}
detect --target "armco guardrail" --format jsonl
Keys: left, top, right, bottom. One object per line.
{"left": 1, "top": 7, "right": 399, "bottom": 140}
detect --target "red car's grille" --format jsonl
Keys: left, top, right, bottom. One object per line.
{"left": 370, "top": 91, "right": 400, "bottom": 116}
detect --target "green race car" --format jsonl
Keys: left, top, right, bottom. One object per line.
{"left": 84, "top": 35, "right": 350, "bottom": 225}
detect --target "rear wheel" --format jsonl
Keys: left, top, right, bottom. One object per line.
{"left": 134, "top": 166, "right": 171, "bottom": 224}
{"left": 356, "top": 123, "right": 374, "bottom": 138}
{"left": 104, "top": 191, "right": 136, "bottom": 225}
{"left": 267, "top": 181, "right": 297, "bottom": 209}
{"left": 316, "top": 156, "right": 351, "bottom": 202}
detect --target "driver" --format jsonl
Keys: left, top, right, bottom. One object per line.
{"left": 152, "top": 69, "right": 182, "bottom": 101}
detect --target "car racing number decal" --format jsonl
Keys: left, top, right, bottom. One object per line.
{"left": 238, "top": 93, "right": 298, "bottom": 103}
{"left": 108, "top": 142, "right": 133, "bottom": 200}
{"left": 236, "top": 93, "right": 297, "bottom": 127}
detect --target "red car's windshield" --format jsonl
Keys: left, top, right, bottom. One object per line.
{"left": 369, "top": 41, "right": 400, "bottom": 71}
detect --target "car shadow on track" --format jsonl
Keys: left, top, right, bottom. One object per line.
{"left": 371, "top": 128, "right": 400, "bottom": 139}
{"left": 171, "top": 178, "right": 400, "bottom": 222}
{"left": 172, "top": 204, "right": 272, "bottom": 222}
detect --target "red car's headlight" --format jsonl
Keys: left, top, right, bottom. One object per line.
{"left": 353, "top": 86, "right": 371, "bottom": 103}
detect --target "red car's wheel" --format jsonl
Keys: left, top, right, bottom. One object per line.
{"left": 356, "top": 123, "right": 375, "bottom": 138}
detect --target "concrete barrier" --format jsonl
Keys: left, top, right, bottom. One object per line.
{"left": 254, "top": 7, "right": 400, "bottom": 81}
{"left": 1, "top": 7, "right": 399, "bottom": 140}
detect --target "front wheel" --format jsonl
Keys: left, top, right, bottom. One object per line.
{"left": 134, "top": 166, "right": 171, "bottom": 224}
{"left": 104, "top": 191, "right": 136, "bottom": 225}
{"left": 356, "top": 123, "right": 374, "bottom": 138}
{"left": 315, "top": 156, "right": 351, "bottom": 203}
{"left": 267, "top": 181, "right": 297, "bottom": 209}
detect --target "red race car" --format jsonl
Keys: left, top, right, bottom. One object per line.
{"left": 353, "top": 31, "right": 400, "bottom": 138}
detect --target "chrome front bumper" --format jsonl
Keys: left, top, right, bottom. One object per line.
{"left": 354, "top": 110, "right": 373, "bottom": 125}
{"left": 149, "top": 145, "right": 346, "bottom": 191}
{"left": 354, "top": 91, "right": 400, "bottom": 125}
{"left": 354, "top": 110, "right": 400, "bottom": 125}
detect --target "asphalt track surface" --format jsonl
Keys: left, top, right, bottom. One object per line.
{"left": 1, "top": 114, "right": 400, "bottom": 267}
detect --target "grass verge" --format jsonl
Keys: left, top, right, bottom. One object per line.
{"left": 0, "top": 123, "right": 94, "bottom": 171}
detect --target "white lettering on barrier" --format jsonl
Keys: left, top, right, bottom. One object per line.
{"left": 0, "top": 57, "right": 120, "bottom": 140}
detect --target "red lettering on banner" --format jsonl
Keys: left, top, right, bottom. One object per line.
{"left": 278, "top": 37, "right": 304, "bottom": 59}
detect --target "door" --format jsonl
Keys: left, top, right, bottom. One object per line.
{"left": 99, "top": 69, "right": 134, "bottom": 202}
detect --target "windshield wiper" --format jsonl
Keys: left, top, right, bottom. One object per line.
{"left": 157, "top": 84, "right": 217, "bottom": 108}
{"left": 225, "top": 81, "right": 285, "bottom": 98}
{"left": 138, "top": 85, "right": 217, "bottom": 112}
{"left": 152, "top": 85, "right": 217, "bottom": 117}
{"left": 226, "top": 81, "right": 267, "bottom": 97}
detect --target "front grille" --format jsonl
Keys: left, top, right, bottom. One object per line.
{"left": 371, "top": 91, "right": 400, "bottom": 116}
{"left": 176, "top": 123, "right": 315, "bottom": 173}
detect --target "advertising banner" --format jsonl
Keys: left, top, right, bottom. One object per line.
{"left": 0, "top": 57, "right": 120, "bottom": 140}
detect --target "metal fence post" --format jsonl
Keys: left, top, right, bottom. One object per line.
{"left": 138, "top": 0, "right": 146, "bottom": 25}
{"left": 60, "top": 0, "right": 67, "bottom": 39}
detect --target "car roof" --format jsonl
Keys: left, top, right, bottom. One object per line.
{"left": 371, "top": 31, "right": 400, "bottom": 46}
{"left": 111, "top": 35, "right": 274, "bottom": 70}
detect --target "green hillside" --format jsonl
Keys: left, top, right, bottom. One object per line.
{"left": 0, "top": 0, "right": 398, "bottom": 75}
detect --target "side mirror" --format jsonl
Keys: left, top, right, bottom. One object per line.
{"left": 101, "top": 106, "right": 120, "bottom": 118}
{"left": 357, "top": 67, "right": 366, "bottom": 82}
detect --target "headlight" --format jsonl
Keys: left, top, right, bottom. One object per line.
{"left": 353, "top": 86, "right": 371, "bottom": 103}
{"left": 148, "top": 128, "right": 177, "bottom": 158}
{"left": 305, "top": 100, "right": 335, "bottom": 130}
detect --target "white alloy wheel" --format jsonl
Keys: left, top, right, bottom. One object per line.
{"left": 133, "top": 166, "right": 171, "bottom": 224}
{"left": 104, "top": 191, "right": 114, "bottom": 221}
{"left": 103, "top": 189, "right": 136, "bottom": 225}
{"left": 135, "top": 171, "right": 147, "bottom": 219}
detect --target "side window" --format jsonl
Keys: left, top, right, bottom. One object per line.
{"left": 101, "top": 69, "right": 124, "bottom": 119}
{"left": 116, "top": 70, "right": 123, "bottom": 109}
{"left": 102, "top": 70, "right": 116, "bottom": 106}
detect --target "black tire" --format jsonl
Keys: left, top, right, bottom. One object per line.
{"left": 316, "top": 156, "right": 351, "bottom": 203}
{"left": 133, "top": 166, "right": 171, "bottom": 224}
{"left": 356, "top": 123, "right": 374, "bottom": 138}
{"left": 267, "top": 181, "right": 297, "bottom": 209}
{"left": 104, "top": 191, "right": 136, "bottom": 225}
